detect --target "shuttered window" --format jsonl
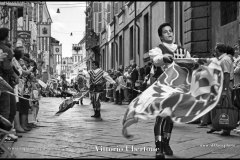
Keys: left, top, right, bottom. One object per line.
{"left": 114, "top": 2, "right": 119, "bottom": 15}
{"left": 221, "top": 2, "right": 237, "bottom": 26}
{"left": 93, "top": 2, "right": 98, "bottom": 12}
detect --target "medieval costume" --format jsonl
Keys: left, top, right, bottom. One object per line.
{"left": 149, "top": 42, "right": 191, "bottom": 157}
{"left": 85, "top": 66, "right": 116, "bottom": 118}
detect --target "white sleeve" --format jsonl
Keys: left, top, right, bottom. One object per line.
{"left": 185, "top": 50, "right": 191, "bottom": 58}
{"left": 149, "top": 47, "right": 165, "bottom": 67}
{"left": 103, "top": 71, "right": 116, "bottom": 84}
{"left": 85, "top": 72, "right": 90, "bottom": 88}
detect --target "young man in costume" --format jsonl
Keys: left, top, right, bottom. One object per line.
{"left": 149, "top": 22, "right": 191, "bottom": 158}
{"left": 85, "top": 61, "right": 116, "bottom": 118}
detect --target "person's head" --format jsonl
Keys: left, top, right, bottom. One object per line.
{"left": 158, "top": 23, "right": 174, "bottom": 44}
{"left": 128, "top": 66, "right": 132, "bottom": 72}
{"left": 214, "top": 43, "right": 226, "bottom": 57}
{"left": 226, "top": 45, "right": 235, "bottom": 56}
{"left": 132, "top": 63, "right": 137, "bottom": 69}
{"left": 124, "top": 66, "right": 128, "bottom": 72}
{"left": 92, "top": 60, "right": 99, "bottom": 70}
{"left": 0, "top": 28, "right": 9, "bottom": 42}
{"left": 234, "top": 44, "right": 240, "bottom": 58}
{"left": 14, "top": 48, "right": 24, "bottom": 60}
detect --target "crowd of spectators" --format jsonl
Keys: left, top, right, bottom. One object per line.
{"left": 0, "top": 28, "right": 40, "bottom": 146}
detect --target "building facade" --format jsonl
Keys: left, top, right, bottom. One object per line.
{"left": 0, "top": 1, "right": 53, "bottom": 83}
{"left": 50, "top": 37, "right": 62, "bottom": 79}
{"left": 85, "top": 1, "right": 240, "bottom": 70}
{"left": 71, "top": 38, "right": 87, "bottom": 80}
{"left": 61, "top": 57, "right": 73, "bottom": 82}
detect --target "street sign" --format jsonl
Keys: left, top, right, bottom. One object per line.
{"left": 17, "top": 31, "right": 31, "bottom": 39}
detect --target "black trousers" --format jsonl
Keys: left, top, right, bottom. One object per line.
{"left": 115, "top": 89, "right": 124, "bottom": 103}
{"left": 154, "top": 116, "right": 173, "bottom": 137}
{"left": 8, "top": 94, "right": 16, "bottom": 124}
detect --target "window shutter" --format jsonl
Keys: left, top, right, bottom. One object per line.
{"left": 39, "top": 4, "right": 43, "bottom": 22}
{"left": 99, "top": 2, "right": 102, "bottom": 12}
{"left": 114, "top": 2, "right": 119, "bottom": 15}
{"left": 33, "top": 3, "right": 37, "bottom": 22}
{"left": 93, "top": 2, "right": 98, "bottom": 12}
{"left": 107, "top": 13, "right": 110, "bottom": 23}
{"left": 28, "top": 4, "right": 33, "bottom": 21}
{"left": 98, "top": 12, "right": 102, "bottom": 22}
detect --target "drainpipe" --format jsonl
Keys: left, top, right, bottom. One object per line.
{"left": 113, "top": 2, "right": 118, "bottom": 69}
{"left": 135, "top": 1, "right": 140, "bottom": 66}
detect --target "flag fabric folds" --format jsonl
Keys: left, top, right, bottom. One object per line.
{"left": 55, "top": 91, "right": 89, "bottom": 116}
{"left": 122, "top": 58, "right": 224, "bottom": 138}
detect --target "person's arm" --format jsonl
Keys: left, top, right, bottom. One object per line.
{"left": 0, "top": 50, "right": 7, "bottom": 61}
{"left": 221, "top": 59, "right": 231, "bottom": 92}
{"left": 85, "top": 72, "right": 90, "bottom": 88}
{"left": 234, "top": 61, "right": 240, "bottom": 75}
{"left": 185, "top": 50, "right": 191, "bottom": 58}
{"left": 149, "top": 47, "right": 173, "bottom": 67}
{"left": 103, "top": 71, "right": 116, "bottom": 84}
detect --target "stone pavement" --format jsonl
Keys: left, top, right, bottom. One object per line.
{"left": 4, "top": 97, "right": 240, "bottom": 158}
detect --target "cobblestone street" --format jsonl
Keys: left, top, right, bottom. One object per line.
{"left": 8, "top": 97, "right": 240, "bottom": 158}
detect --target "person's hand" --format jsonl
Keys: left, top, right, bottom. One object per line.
{"left": 163, "top": 54, "right": 173, "bottom": 63}
{"left": 0, "top": 50, "right": 8, "bottom": 61}
{"left": 197, "top": 58, "right": 207, "bottom": 65}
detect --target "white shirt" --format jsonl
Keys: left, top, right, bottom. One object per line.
{"left": 11, "top": 57, "right": 23, "bottom": 76}
{"left": 149, "top": 42, "right": 191, "bottom": 68}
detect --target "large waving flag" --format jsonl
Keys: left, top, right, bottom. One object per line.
{"left": 122, "top": 58, "right": 223, "bottom": 138}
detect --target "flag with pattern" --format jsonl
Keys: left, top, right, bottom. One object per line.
{"left": 122, "top": 58, "right": 224, "bottom": 138}
{"left": 55, "top": 91, "right": 89, "bottom": 116}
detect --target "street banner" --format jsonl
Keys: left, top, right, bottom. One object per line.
{"left": 122, "top": 58, "right": 224, "bottom": 138}
{"left": 53, "top": 45, "right": 62, "bottom": 55}
{"left": 39, "top": 23, "right": 51, "bottom": 37}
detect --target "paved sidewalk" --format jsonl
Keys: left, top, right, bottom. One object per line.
{"left": 3, "top": 97, "right": 240, "bottom": 158}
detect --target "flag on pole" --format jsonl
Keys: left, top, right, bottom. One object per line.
{"left": 0, "top": 76, "right": 13, "bottom": 93}
{"left": 122, "top": 58, "right": 224, "bottom": 138}
{"left": 55, "top": 91, "right": 89, "bottom": 116}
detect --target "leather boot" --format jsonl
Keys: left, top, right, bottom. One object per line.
{"left": 91, "top": 109, "right": 97, "bottom": 117}
{"left": 155, "top": 140, "right": 165, "bottom": 159}
{"left": 163, "top": 135, "right": 173, "bottom": 156}
{"left": 94, "top": 110, "right": 101, "bottom": 118}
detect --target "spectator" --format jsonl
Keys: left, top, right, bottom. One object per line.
{"left": 130, "top": 63, "right": 139, "bottom": 101}
{"left": 207, "top": 43, "right": 234, "bottom": 136}
{"left": 76, "top": 70, "right": 87, "bottom": 105}
{"left": 0, "top": 28, "right": 16, "bottom": 121}
{"left": 0, "top": 28, "right": 20, "bottom": 141}
{"left": 115, "top": 71, "right": 125, "bottom": 105}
